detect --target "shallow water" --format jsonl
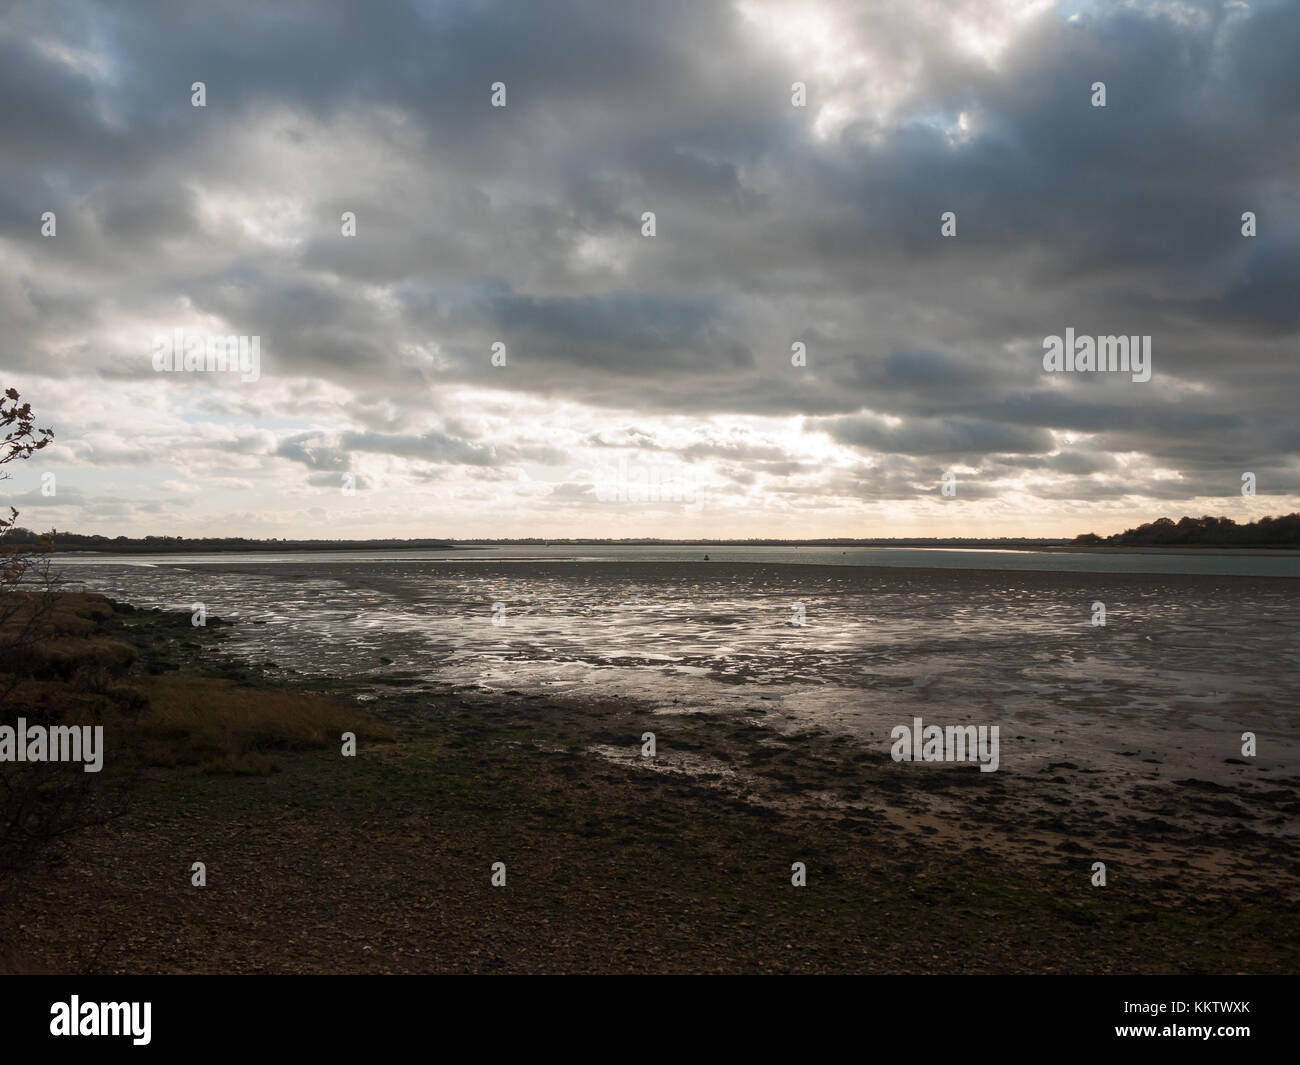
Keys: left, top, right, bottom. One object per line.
{"left": 49, "top": 556, "right": 1300, "bottom": 796}
{"left": 50, "top": 543, "right": 1300, "bottom": 576}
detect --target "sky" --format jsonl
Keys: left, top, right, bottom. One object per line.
{"left": 1, "top": 0, "right": 1297, "bottom": 540}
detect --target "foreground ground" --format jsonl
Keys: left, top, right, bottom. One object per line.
{"left": 2, "top": 594, "right": 1297, "bottom": 973}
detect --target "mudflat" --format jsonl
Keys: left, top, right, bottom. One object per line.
{"left": 4, "top": 572, "right": 1297, "bottom": 973}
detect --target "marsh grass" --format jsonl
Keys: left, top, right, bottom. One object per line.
{"left": 2, "top": 592, "right": 394, "bottom": 782}
{"left": 138, "top": 673, "right": 393, "bottom": 774}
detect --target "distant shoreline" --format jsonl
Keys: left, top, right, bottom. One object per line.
{"left": 44, "top": 540, "right": 1300, "bottom": 557}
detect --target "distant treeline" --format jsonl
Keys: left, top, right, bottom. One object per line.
{"left": 1075, "top": 514, "right": 1300, "bottom": 548}
{"left": 10, "top": 524, "right": 1299, "bottom": 551}
{"left": 7, "top": 531, "right": 1076, "bottom": 552}
{"left": 2, "top": 530, "right": 458, "bottom": 553}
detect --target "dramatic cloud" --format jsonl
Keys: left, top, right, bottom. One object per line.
{"left": 1, "top": 0, "right": 1297, "bottom": 538}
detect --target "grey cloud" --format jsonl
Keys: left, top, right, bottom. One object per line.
{"left": 3, "top": 0, "right": 1299, "bottom": 521}
{"left": 819, "top": 413, "right": 1054, "bottom": 458}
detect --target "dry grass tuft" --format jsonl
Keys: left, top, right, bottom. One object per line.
{"left": 139, "top": 674, "right": 394, "bottom": 774}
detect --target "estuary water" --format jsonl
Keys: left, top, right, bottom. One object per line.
{"left": 46, "top": 548, "right": 1300, "bottom": 795}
